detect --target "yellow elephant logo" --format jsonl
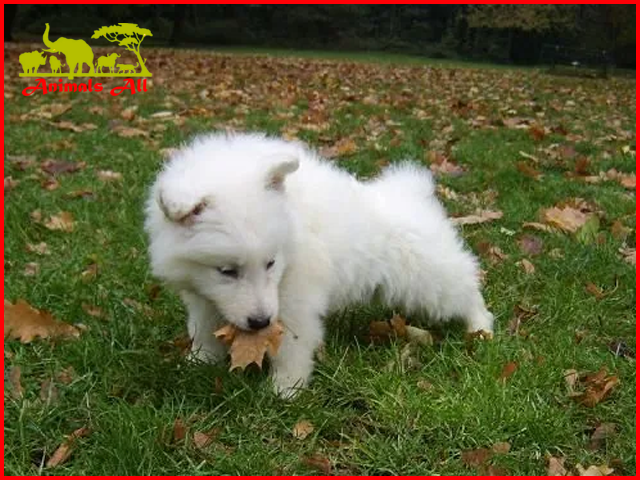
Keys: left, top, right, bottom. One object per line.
{"left": 18, "top": 23, "right": 153, "bottom": 79}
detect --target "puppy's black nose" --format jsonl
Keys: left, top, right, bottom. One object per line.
{"left": 247, "top": 315, "right": 271, "bottom": 330}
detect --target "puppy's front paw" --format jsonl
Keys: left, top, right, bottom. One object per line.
{"left": 271, "top": 371, "right": 308, "bottom": 400}
{"left": 187, "top": 341, "right": 226, "bottom": 364}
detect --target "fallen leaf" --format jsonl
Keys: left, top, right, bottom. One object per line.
{"left": 320, "top": 138, "right": 358, "bottom": 158}
{"left": 575, "top": 464, "right": 614, "bottom": 476}
{"left": 214, "top": 320, "right": 284, "bottom": 371}
{"left": 81, "top": 303, "right": 104, "bottom": 318}
{"left": 292, "top": 420, "right": 315, "bottom": 440}
{"left": 429, "top": 152, "right": 465, "bottom": 176}
{"left": 8, "top": 366, "right": 24, "bottom": 399}
{"left": 619, "top": 247, "right": 635, "bottom": 266}
{"left": 150, "top": 111, "right": 174, "bottom": 119}
{"left": 549, "top": 248, "right": 565, "bottom": 259}
{"left": 97, "top": 170, "right": 123, "bottom": 182}
{"left": 563, "top": 369, "right": 579, "bottom": 391}
{"left": 585, "top": 282, "right": 605, "bottom": 300}
{"left": 516, "top": 259, "right": 536, "bottom": 274}
{"left": 574, "top": 156, "right": 591, "bottom": 176}
{"left": 120, "top": 106, "right": 138, "bottom": 121}
{"left": 389, "top": 313, "right": 407, "bottom": 337}
{"left": 111, "top": 125, "right": 149, "bottom": 138}
{"left": 491, "top": 442, "right": 511, "bottom": 455}
{"left": 547, "top": 456, "right": 568, "bottom": 476}
{"left": 50, "top": 121, "right": 97, "bottom": 133}
{"left": 516, "top": 161, "right": 543, "bottom": 180}
{"left": 44, "top": 211, "right": 75, "bottom": 232}
{"left": 529, "top": 124, "right": 546, "bottom": 141}
{"left": 40, "top": 378, "right": 60, "bottom": 405}
{"left": 608, "top": 340, "right": 634, "bottom": 360}
{"left": 461, "top": 448, "right": 492, "bottom": 467}
{"left": 46, "top": 426, "right": 90, "bottom": 468}
{"left": 405, "top": 325, "right": 434, "bottom": 346}
{"left": 477, "top": 242, "right": 508, "bottom": 264}
{"left": 453, "top": 210, "right": 503, "bottom": 226}
{"left": 172, "top": 418, "right": 187, "bottom": 443}
{"left": 517, "top": 235, "right": 544, "bottom": 256}
{"left": 302, "top": 454, "right": 332, "bottom": 474}
{"left": 66, "top": 189, "right": 95, "bottom": 200}
{"left": 588, "top": 423, "right": 616, "bottom": 451}
{"left": 569, "top": 368, "right": 619, "bottom": 407}
{"left": 523, "top": 222, "right": 557, "bottom": 234}
{"left": 416, "top": 379, "right": 433, "bottom": 391}
{"left": 55, "top": 367, "right": 75, "bottom": 385}
{"left": 542, "top": 206, "right": 589, "bottom": 233}
{"left": 41, "top": 159, "right": 85, "bottom": 175}
{"left": 610, "top": 221, "right": 631, "bottom": 240}
{"left": 4, "top": 176, "right": 20, "bottom": 191}
{"left": 193, "top": 429, "right": 218, "bottom": 450}
{"left": 23, "top": 262, "right": 40, "bottom": 277}
{"left": 498, "top": 362, "right": 518, "bottom": 382}
{"left": 41, "top": 178, "right": 61, "bottom": 191}
{"left": 80, "top": 264, "right": 98, "bottom": 282}
{"left": 4, "top": 299, "right": 80, "bottom": 343}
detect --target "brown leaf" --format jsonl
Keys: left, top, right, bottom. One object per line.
{"left": 23, "top": 262, "right": 40, "bottom": 277}
{"left": 41, "top": 177, "right": 61, "bottom": 191}
{"left": 461, "top": 448, "right": 492, "bottom": 467}
{"left": 302, "top": 454, "right": 332, "bottom": 474}
{"left": 516, "top": 161, "right": 543, "bottom": 180}
{"left": 517, "top": 235, "right": 544, "bottom": 256}
{"left": 193, "top": 429, "right": 219, "bottom": 450}
{"left": 292, "top": 420, "right": 315, "bottom": 440}
{"left": 8, "top": 366, "right": 24, "bottom": 399}
{"left": 389, "top": 313, "right": 407, "bottom": 337}
{"left": 491, "top": 442, "right": 511, "bottom": 455}
{"left": 4, "top": 299, "right": 80, "bottom": 343}
{"left": 563, "top": 369, "right": 579, "bottom": 391}
{"left": 82, "top": 303, "right": 104, "bottom": 318}
{"left": 406, "top": 325, "right": 434, "bottom": 346}
{"left": 452, "top": 210, "right": 503, "bottom": 226}
{"left": 44, "top": 211, "right": 75, "bottom": 232}
{"left": 523, "top": 222, "right": 557, "bottom": 234}
{"left": 477, "top": 242, "right": 508, "bottom": 265}
{"left": 40, "top": 378, "right": 60, "bottom": 405}
{"left": 416, "top": 379, "right": 434, "bottom": 391}
{"left": 516, "top": 259, "right": 536, "bottom": 275}
{"left": 547, "top": 456, "right": 568, "bottom": 476}
{"left": 46, "top": 426, "right": 90, "bottom": 468}
{"left": 575, "top": 464, "right": 614, "bottom": 476}
{"left": 111, "top": 125, "right": 149, "bottom": 138}
{"left": 528, "top": 125, "right": 546, "bottom": 142}
{"left": 5, "top": 176, "right": 20, "bottom": 191}
{"left": 97, "top": 170, "right": 123, "bottom": 182}
{"left": 80, "top": 263, "right": 98, "bottom": 282}
{"left": 172, "top": 418, "right": 187, "bottom": 443}
{"left": 588, "top": 423, "right": 616, "bottom": 451}
{"left": 585, "top": 282, "right": 605, "bottom": 300}
{"left": 429, "top": 152, "right": 465, "bottom": 177}
{"left": 610, "top": 221, "right": 632, "bottom": 240}
{"left": 41, "top": 159, "right": 85, "bottom": 176}
{"left": 26, "top": 242, "right": 51, "bottom": 256}
{"left": 120, "top": 106, "right": 138, "bottom": 121}
{"left": 619, "top": 247, "right": 635, "bottom": 266}
{"left": 574, "top": 156, "right": 591, "bottom": 176}
{"left": 214, "top": 320, "right": 285, "bottom": 371}
{"left": 66, "top": 189, "right": 95, "bottom": 200}
{"left": 542, "top": 206, "right": 590, "bottom": 233}
{"left": 569, "top": 368, "right": 619, "bottom": 407}
{"left": 498, "top": 362, "right": 518, "bottom": 382}
{"left": 55, "top": 367, "right": 75, "bottom": 385}
{"left": 51, "top": 121, "right": 97, "bottom": 133}
{"left": 558, "top": 145, "right": 577, "bottom": 160}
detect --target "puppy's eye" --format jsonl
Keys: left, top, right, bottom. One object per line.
{"left": 266, "top": 259, "right": 275, "bottom": 270}
{"left": 216, "top": 267, "right": 239, "bottom": 279}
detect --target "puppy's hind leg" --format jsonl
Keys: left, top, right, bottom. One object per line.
{"left": 181, "top": 291, "right": 226, "bottom": 363}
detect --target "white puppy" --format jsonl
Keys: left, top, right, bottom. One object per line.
{"left": 145, "top": 132, "right": 493, "bottom": 398}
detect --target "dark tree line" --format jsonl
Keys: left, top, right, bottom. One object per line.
{"left": 5, "top": 4, "right": 636, "bottom": 67}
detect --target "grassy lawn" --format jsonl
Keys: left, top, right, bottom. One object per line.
{"left": 4, "top": 45, "right": 636, "bottom": 475}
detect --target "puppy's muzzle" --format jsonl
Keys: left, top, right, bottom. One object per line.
{"left": 247, "top": 315, "right": 271, "bottom": 330}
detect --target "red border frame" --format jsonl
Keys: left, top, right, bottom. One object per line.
{"left": 2, "top": 2, "right": 637, "bottom": 478}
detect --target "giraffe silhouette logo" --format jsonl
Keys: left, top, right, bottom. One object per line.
{"left": 19, "top": 23, "right": 153, "bottom": 80}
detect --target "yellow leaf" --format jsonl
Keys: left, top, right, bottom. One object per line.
{"left": 214, "top": 320, "right": 284, "bottom": 371}
{"left": 4, "top": 299, "right": 80, "bottom": 343}
{"left": 292, "top": 420, "right": 315, "bottom": 440}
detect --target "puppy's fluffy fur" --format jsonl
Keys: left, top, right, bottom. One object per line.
{"left": 145, "top": 132, "right": 493, "bottom": 397}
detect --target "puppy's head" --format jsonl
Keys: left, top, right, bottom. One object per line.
{"left": 146, "top": 139, "right": 299, "bottom": 332}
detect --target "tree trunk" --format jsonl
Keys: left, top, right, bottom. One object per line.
{"left": 170, "top": 4, "right": 188, "bottom": 45}
{"left": 5, "top": 4, "right": 17, "bottom": 42}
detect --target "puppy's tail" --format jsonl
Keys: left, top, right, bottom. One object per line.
{"left": 371, "top": 162, "right": 436, "bottom": 199}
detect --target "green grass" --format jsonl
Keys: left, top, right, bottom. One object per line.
{"left": 4, "top": 45, "right": 636, "bottom": 475}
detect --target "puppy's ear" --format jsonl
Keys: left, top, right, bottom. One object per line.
{"left": 266, "top": 156, "right": 299, "bottom": 192}
{"left": 157, "top": 189, "right": 210, "bottom": 225}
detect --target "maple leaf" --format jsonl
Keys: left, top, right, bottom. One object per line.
{"left": 8, "top": 366, "right": 24, "bottom": 399}
{"left": 214, "top": 320, "right": 285, "bottom": 371}
{"left": 4, "top": 299, "right": 80, "bottom": 343}
{"left": 193, "top": 429, "right": 219, "bottom": 450}
{"left": 619, "top": 247, "right": 635, "bottom": 266}
{"left": 516, "top": 259, "right": 536, "bottom": 274}
{"left": 50, "top": 121, "right": 97, "bottom": 133}
{"left": 491, "top": 442, "right": 511, "bottom": 455}
{"left": 518, "top": 235, "right": 543, "bottom": 255}
{"left": 301, "top": 453, "right": 332, "bottom": 474}
{"left": 498, "top": 362, "right": 518, "bottom": 382}
{"left": 111, "top": 125, "right": 149, "bottom": 138}
{"left": 320, "top": 138, "right": 358, "bottom": 158}
{"left": 41, "top": 159, "right": 85, "bottom": 176}
{"left": 452, "top": 210, "right": 503, "bottom": 226}
{"left": 292, "top": 420, "right": 315, "bottom": 440}
{"left": 568, "top": 368, "right": 619, "bottom": 407}
{"left": 516, "top": 161, "right": 543, "bottom": 180}
{"left": 461, "top": 448, "right": 492, "bottom": 467}
{"left": 575, "top": 464, "right": 614, "bottom": 476}
{"left": 588, "top": 423, "right": 616, "bottom": 451}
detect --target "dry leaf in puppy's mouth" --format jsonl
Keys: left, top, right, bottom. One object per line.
{"left": 214, "top": 320, "right": 284, "bottom": 371}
